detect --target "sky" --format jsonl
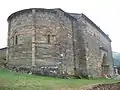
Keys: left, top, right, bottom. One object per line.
{"left": 0, "top": 0, "right": 120, "bottom": 52}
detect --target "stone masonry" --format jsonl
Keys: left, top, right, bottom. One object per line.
{"left": 0, "top": 47, "right": 7, "bottom": 66}
{"left": 6, "top": 8, "right": 114, "bottom": 77}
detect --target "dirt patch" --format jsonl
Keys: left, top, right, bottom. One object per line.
{"left": 86, "top": 82, "right": 120, "bottom": 90}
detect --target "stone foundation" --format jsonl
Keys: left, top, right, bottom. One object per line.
{"left": 6, "top": 64, "right": 71, "bottom": 78}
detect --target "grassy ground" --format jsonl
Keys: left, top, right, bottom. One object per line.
{"left": 0, "top": 68, "right": 118, "bottom": 90}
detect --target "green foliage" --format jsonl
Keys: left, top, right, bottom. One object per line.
{"left": 0, "top": 68, "right": 118, "bottom": 90}
{"left": 113, "top": 52, "right": 120, "bottom": 67}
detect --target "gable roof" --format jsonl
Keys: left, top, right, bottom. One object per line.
{"left": 69, "top": 13, "right": 111, "bottom": 42}
{"left": 81, "top": 14, "right": 111, "bottom": 42}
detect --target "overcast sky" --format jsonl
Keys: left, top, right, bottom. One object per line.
{"left": 0, "top": 0, "right": 120, "bottom": 52}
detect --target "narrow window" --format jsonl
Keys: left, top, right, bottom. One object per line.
{"left": 15, "top": 35, "right": 18, "bottom": 44}
{"left": 48, "top": 35, "right": 50, "bottom": 43}
{"left": 13, "top": 37, "right": 14, "bottom": 46}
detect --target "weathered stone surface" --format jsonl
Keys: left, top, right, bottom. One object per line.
{"left": 6, "top": 8, "right": 114, "bottom": 77}
{"left": 70, "top": 13, "right": 114, "bottom": 77}
{"left": 0, "top": 47, "right": 7, "bottom": 65}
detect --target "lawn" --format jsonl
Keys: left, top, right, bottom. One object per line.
{"left": 0, "top": 68, "right": 118, "bottom": 90}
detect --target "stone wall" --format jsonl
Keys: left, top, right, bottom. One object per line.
{"left": 7, "top": 8, "right": 80, "bottom": 76}
{"left": 70, "top": 13, "right": 87, "bottom": 76}
{"left": 82, "top": 17, "right": 104, "bottom": 77}
{"left": 34, "top": 9, "right": 75, "bottom": 76}
{"left": 99, "top": 31, "right": 114, "bottom": 76}
{"left": 7, "top": 8, "right": 113, "bottom": 77}
{"left": 70, "top": 13, "right": 113, "bottom": 77}
{"left": 0, "top": 47, "right": 7, "bottom": 65}
{"left": 7, "top": 10, "right": 33, "bottom": 67}
{"left": 82, "top": 16, "right": 113, "bottom": 77}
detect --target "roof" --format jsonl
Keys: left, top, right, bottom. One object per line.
{"left": 7, "top": 8, "right": 76, "bottom": 22}
{"left": 0, "top": 47, "right": 7, "bottom": 51}
{"left": 7, "top": 8, "right": 111, "bottom": 42}
{"left": 70, "top": 13, "right": 111, "bottom": 42}
{"left": 81, "top": 14, "right": 111, "bottom": 42}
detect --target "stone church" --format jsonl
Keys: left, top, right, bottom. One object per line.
{"left": 6, "top": 8, "right": 114, "bottom": 77}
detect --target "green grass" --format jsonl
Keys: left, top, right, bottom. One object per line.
{"left": 0, "top": 68, "right": 118, "bottom": 90}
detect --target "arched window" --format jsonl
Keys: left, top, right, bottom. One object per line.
{"left": 47, "top": 34, "right": 50, "bottom": 43}
{"left": 47, "top": 34, "right": 56, "bottom": 44}
{"left": 15, "top": 35, "right": 18, "bottom": 45}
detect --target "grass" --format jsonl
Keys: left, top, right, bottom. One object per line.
{"left": 0, "top": 68, "right": 118, "bottom": 90}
